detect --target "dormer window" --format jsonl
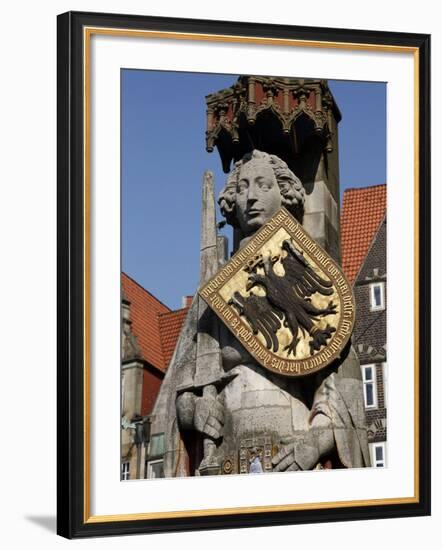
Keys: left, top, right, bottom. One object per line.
{"left": 370, "top": 282, "right": 385, "bottom": 311}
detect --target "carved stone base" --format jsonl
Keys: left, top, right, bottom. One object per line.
{"left": 198, "top": 458, "right": 221, "bottom": 476}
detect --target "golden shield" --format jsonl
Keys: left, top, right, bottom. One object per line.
{"left": 199, "top": 207, "right": 355, "bottom": 376}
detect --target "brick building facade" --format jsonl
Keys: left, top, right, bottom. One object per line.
{"left": 341, "top": 184, "right": 387, "bottom": 467}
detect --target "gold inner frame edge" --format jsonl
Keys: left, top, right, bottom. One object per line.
{"left": 82, "top": 26, "right": 420, "bottom": 524}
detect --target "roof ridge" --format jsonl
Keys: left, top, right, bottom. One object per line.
{"left": 158, "top": 306, "right": 189, "bottom": 319}
{"left": 352, "top": 213, "right": 387, "bottom": 284}
{"left": 122, "top": 272, "right": 171, "bottom": 312}
{"left": 343, "top": 183, "right": 386, "bottom": 194}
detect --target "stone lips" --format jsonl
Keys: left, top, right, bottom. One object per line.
{"left": 199, "top": 207, "right": 356, "bottom": 376}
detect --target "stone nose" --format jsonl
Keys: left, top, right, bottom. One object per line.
{"left": 246, "top": 182, "right": 260, "bottom": 204}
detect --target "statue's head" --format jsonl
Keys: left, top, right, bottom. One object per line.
{"left": 218, "top": 150, "right": 305, "bottom": 237}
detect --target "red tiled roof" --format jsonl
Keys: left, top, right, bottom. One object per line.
{"left": 122, "top": 273, "right": 170, "bottom": 371}
{"left": 158, "top": 308, "right": 190, "bottom": 366}
{"left": 122, "top": 273, "right": 190, "bottom": 372}
{"left": 341, "top": 184, "right": 386, "bottom": 283}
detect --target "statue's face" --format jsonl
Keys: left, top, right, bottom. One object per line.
{"left": 235, "top": 158, "right": 282, "bottom": 236}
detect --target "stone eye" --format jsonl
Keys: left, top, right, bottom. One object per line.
{"left": 237, "top": 180, "right": 248, "bottom": 193}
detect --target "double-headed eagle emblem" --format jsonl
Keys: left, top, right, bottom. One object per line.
{"left": 199, "top": 208, "right": 355, "bottom": 376}
{"left": 229, "top": 238, "right": 338, "bottom": 358}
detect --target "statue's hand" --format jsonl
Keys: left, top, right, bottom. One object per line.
{"left": 271, "top": 431, "right": 320, "bottom": 472}
{"left": 194, "top": 395, "right": 224, "bottom": 440}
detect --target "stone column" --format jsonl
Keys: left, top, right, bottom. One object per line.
{"left": 303, "top": 160, "right": 340, "bottom": 261}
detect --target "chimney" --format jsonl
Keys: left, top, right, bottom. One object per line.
{"left": 182, "top": 295, "right": 193, "bottom": 308}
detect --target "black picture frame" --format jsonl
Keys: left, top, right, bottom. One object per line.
{"left": 57, "top": 10, "right": 431, "bottom": 539}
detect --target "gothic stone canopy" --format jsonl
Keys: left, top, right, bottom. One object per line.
{"left": 205, "top": 76, "right": 341, "bottom": 182}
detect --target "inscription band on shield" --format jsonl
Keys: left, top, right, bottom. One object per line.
{"left": 199, "top": 207, "right": 355, "bottom": 376}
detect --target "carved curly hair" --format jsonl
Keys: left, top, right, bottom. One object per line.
{"left": 218, "top": 150, "right": 305, "bottom": 227}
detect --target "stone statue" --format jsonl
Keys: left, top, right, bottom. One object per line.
{"left": 161, "top": 150, "right": 370, "bottom": 477}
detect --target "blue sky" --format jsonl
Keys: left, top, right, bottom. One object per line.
{"left": 122, "top": 70, "right": 386, "bottom": 309}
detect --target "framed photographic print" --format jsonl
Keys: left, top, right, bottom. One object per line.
{"left": 57, "top": 11, "right": 431, "bottom": 538}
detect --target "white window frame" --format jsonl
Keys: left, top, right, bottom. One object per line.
{"left": 361, "top": 364, "right": 378, "bottom": 409}
{"left": 382, "top": 362, "right": 387, "bottom": 408}
{"left": 369, "top": 281, "right": 385, "bottom": 311}
{"left": 147, "top": 459, "right": 164, "bottom": 479}
{"left": 370, "top": 442, "right": 387, "bottom": 468}
{"left": 121, "top": 461, "right": 130, "bottom": 481}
